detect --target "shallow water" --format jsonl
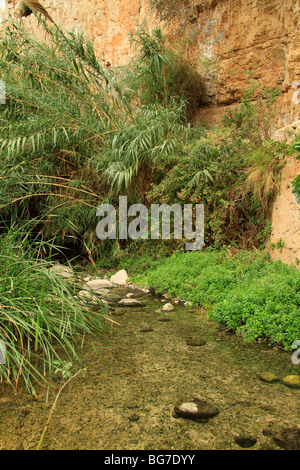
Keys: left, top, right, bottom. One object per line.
{"left": 0, "top": 287, "right": 299, "bottom": 450}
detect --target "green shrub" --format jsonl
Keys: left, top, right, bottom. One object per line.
{"left": 132, "top": 250, "right": 300, "bottom": 350}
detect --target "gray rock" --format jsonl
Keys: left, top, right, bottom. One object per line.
{"left": 174, "top": 398, "right": 219, "bottom": 421}
{"left": 118, "top": 298, "right": 142, "bottom": 307}
{"left": 84, "top": 278, "right": 114, "bottom": 290}
{"left": 110, "top": 269, "right": 129, "bottom": 286}
{"left": 281, "top": 375, "right": 300, "bottom": 389}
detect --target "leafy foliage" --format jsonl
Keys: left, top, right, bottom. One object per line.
{"left": 292, "top": 137, "right": 300, "bottom": 204}
{"left": 131, "top": 250, "right": 300, "bottom": 350}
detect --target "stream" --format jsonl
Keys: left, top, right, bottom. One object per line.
{"left": 0, "top": 283, "right": 299, "bottom": 450}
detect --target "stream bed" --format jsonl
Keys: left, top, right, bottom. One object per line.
{"left": 0, "top": 285, "right": 299, "bottom": 450}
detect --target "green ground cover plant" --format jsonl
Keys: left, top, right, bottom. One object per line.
{"left": 130, "top": 249, "right": 300, "bottom": 350}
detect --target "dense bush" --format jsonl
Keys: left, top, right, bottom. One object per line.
{"left": 131, "top": 250, "right": 300, "bottom": 350}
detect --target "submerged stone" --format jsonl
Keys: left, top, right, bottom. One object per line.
{"left": 281, "top": 375, "right": 300, "bottom": 389}
{"left": 174, "top": 398, "right": 219, "bottom": 421}
{"left": 258, "top": 372, "right": 280, "bottom": 383}
{"left": 273, "top": 428, "right": 300, "bottom": 450}
{"left": 186, "top": 338, "right": 206, "bottom": 347}
{"left": 162, "top": 303, "right": 174, "bottom": 312}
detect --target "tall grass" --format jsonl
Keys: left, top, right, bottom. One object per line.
{"left": 0, "top": 224, "right": 109, "bottom": 395}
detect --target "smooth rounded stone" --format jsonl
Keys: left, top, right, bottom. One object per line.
{"left": 186, "top": 338, "right": 206, "bottom": 347}
{"left": 234, "top": 435, "right": 257, "bottom": 448}
{"left": 162, "top": 303, "right": 174, "bottom": 312}
{"left": 84, "top": 279, "right": 114, "bottom": 290}
{"left": 174, "top": 398, "right": 219, "bottom": 421}
{"left": 110, "top": 269, "right": 129, "bottom": 286}
{"left": 118, "top": 298, "right": 142, "bottom": 307}
{"left": 273, "top": 428, "right": 300, "bottom": 450}
{"left": 258, "top": 372, "right": 280, "bottom": 383}
{"left": 281, "top": 375, "right": 300, "bottom": 389}
{"left": 49, "top": 264, "right": 74, "bottom": 279}
{"left": 126, "top": 293, "right": 134, "bottom": 298}
{"left": 101, "top": 293, "right": 121, "bottom": 302}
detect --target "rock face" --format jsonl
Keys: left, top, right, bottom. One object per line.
{"left": 9, "top": 0, "right": 299, "bottom": 126}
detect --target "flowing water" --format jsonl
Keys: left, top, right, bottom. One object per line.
{"left": 0, "top": 286, "right": 299, "bottom": 450}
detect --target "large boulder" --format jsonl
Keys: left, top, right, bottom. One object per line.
{"left": 110, "top": 269, "right": 129, "bottom": 286}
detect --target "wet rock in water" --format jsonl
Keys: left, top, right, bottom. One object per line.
{"left": 118, "top": 298, "right": 142, "bottom": 307}
{"left": 174, "top": 398, "right": 219, "bottom": 421}
{"left": 281, "top": 375, "right": 300, "bottom": 389}
{"left": 110, "top": 269, "right": 129, "bottom": 286}
{"left": 186, "top": 338, "right": 206, "bottom": 347}
{"left": 234, "top": 435, "right": 257, "bottom": 448}
{"left": 49, "top": 264, "right": 74, "bottom": 279}
{"left": 84, "top": 279, "right": 114, "bottom": 290}
{"left": 273, "top": 428, "right": 300, "bottom": 450}
{"left": 258, "top": 372, "right": 280, "bottom": 383}
{"left": 162, "top": 303, "right": 174, "bottom": 312}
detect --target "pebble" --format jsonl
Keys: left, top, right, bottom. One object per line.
{"left": 118, "top": 298, "right": 142, "bottom": 307}
{"left": 281, "top": 375, "right": 300, "bottom": 389}
{"left": 162, "top": 303, "right": 174, "bottom": 312}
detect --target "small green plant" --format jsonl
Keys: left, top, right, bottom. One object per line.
{"left": 292, "top": 137, "right": 300, "bottom": 204}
